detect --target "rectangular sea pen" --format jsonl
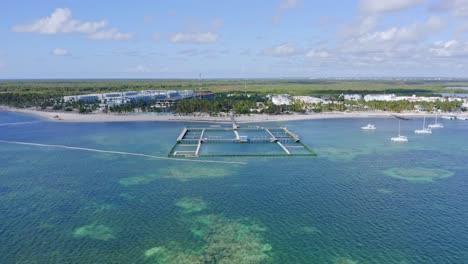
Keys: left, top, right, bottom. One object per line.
{"left": 169, "top": 126, "right": 316, "bottom": 157}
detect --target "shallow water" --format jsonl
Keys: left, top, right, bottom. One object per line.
{"left": 1, "top": 111, "right": 468, "bottom": 263}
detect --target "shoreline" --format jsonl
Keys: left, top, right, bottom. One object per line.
{"left": 1, "top": 106, "right": 467, "bottom": 123}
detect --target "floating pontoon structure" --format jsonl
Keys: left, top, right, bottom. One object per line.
{"left": 282, "top": 127, "right": 300, "bottom": 142}
{"left": 264, "top": 128, "right": 278, "bottom": 142}
{"left": 177, "top": 128, "right": 188, "bottom": 143}
{"left": 231, "top": 115, "right": 239, "bottom": 130}
{"left": 169, "top": 122, "right": 315, "bottom": 158}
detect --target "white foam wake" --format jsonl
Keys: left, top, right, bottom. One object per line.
{"left": 0, "top": 140, "right": 246, "bottom": 165}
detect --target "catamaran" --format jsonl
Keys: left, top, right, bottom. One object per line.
{"left": 391, "top": 120, "right": 408, "bottom": 142}
{"left": 428, "top": 113, "right": 444, "bottom": 128}
{"left": 361, "top": 124, "right": 376, "bottom": 130}
{"left": 414, "top": 116, "right": 432, "bottom": 134}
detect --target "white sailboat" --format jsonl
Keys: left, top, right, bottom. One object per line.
{"left": 391, "top": 120, "right": 408, "bottom": 142}
{"left": 361, "top": 124, "right": 376, "bottom": 130}
{"left": 414, "top": 116, "right": 432, "bottom": 134}
{"left": 441, "top": 115, "right": 456, "bottom": 120}
{"left": 428, "top": 113, "right": 444, "bottom": 128}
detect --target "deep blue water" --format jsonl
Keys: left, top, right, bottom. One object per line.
{"left": 1, "top": 111, "right": 468, "bottom": 263}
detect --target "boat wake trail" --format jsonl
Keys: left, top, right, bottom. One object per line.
{"left": 0, "top": 140, "right": 246, "bottom": 165}
{"left": 0, "top": 121, "right": 43, "bottom": 126}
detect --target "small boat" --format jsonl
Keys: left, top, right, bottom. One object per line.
{"left": 414, "top": 128, "right": 432, "bottom": 134}
{"left": 391, "top": 135, "right": 409, "bottom": 142}
{"left": 456, "top": 116, "right": 468, "bottom": 120}
{"left": 428, "top": 114, "right": 444, "bottom": 128}
{"left": 391, "top": 120, "right": 408, "bottom": 142}
{"left": 441, "top": 115, "right": 456, "bottom": 120}
{"left": 361, "top": 124, "right": 376, "bottom": 130}
{"left": 428, "top": 123, "right": 443, "bottom": 128}
{"left": 414, "top": 116, "right": 432, "bottom": 134}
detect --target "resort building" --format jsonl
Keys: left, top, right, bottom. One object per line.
{"left": 402, "top": 95, "right": 444, "bottom": 103}
{"left": 292, "top": 96, "right": 325, "bottom": 104}
{"left": 63, "top": 90, "right": 194, "bottom": 106}
{"left": 342, "top": 94, "right": 363, "bottom": 101}
{"left": 364, "top": 94, "right": 397, "bottom": 102}
{"left": 63, "top": 94, "right": 103, "bottom": 103}
{"left": 271, "top": 94, "right": 292, "bottom": 105}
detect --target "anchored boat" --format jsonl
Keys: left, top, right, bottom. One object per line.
{"left": 428, "top": 113, "right": 444, "bottom": 128}
{"left": 414, "top": 116, "right": 432, "bottom": 134}
{"left": 361, "top": 124, "right": 376, "bottom": 130}
{"left": 391, "top": 120, "right": 408, "bottom": 142}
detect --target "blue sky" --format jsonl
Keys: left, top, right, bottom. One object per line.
{"left": 1, "top": 0, "right": 468, "bottom": 78}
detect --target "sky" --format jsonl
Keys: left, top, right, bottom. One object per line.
{"left": 1, "top": 0, "right": 468, "bottom": 79}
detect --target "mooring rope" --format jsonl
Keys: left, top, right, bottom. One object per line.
{"left": 0, "top": 140, "right": 246, "bottom": 165}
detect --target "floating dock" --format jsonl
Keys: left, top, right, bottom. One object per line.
{"left": 276, "top": 141, "right": 291, "bottom": 155}
{"left": 282, "top": 127, "right": 300, "bottom": 142}
{"left": 169, "top": 123, "right": 315, "bottom": 158}
{"left": 231, "top": 115, "right": 239, "bottom": 130}
{"left": 177, "top": 128, "right": 188, "bottom": 143}
{"left": 264, "top": 128, "right": 278, "bottom": 142}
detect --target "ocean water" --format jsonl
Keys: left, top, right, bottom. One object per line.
{"left": 1, "top": 111, "right": 468, "bottom": 263}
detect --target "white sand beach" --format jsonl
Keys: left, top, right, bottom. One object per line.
{"left": 2, "top": 106, "right": 467, "bottom": 123}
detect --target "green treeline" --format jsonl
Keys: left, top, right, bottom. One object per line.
{"left": 344, "top": 99, "right": 463, "bottom": 113}
{"left": 175, "top": 94, "right": 263, "bottom": 114}
{"left": 0, "top": 79, "right": 466, "bottom": 113}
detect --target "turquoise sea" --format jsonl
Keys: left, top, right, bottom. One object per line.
{"left": 1, "top": 111, "right": 468, "bottom": 263}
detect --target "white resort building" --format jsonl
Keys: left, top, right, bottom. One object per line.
{"left": 342, "top": 94, "right": 362, "bottom": 101}
{"left": 63, "top": 90, "right": 194, "bottom": 106}
{"left": 270, "top": 94, "right": 292, "bottom": 105}
{"left": 292, "top": 96, "right": 325, "bottom": 104}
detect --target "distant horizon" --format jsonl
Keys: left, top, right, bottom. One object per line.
{"left": 2, "top": 76, "right": 468, "bottom": 81}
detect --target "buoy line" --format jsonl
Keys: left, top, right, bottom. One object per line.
{"left": 0, "top": 121, "right": 42, "bottom": 126}
{"left": 0, "top": 140, "right": 246, "bottom": 165}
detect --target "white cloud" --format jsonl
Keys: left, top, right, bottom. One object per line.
{"left": 303, "top": 11, "right": 451, "bottom": 74}
{"left": 340, "top": 15, "right": 378, "bottom": 37}
{"left": 170, "top": 32, "right": 219, "bottom": 44}
{"left": 13, "top": 8, "right": 131, "bottom": 40}
{"left": 274, "top": 0, "right": 303, "bottom": 23}
{"left": 51, "top": 48, "right": 69, "bottom": 56}
{"left": 177, "top": 48, "right": 228, "bottom": 58}
{"left": 431, "top": 0, "right": 468, "bottom": 17}
{"left": 88, "top": 29, "right": 132, "bottom": 40}
{"left": 13, "top": 8, "right": 106, "bottom": 34}
{"left": 338, "top": 16, "right": 445, "bottom": 60}
{"left": 459, "top": 22, "right": 468, "bottom": 33}
{"left": 279, "top": 0, "right": 303, "bottom": 10}
{"left": 306, "top": 50, "right": 331, "bottom": 58}
{"left": 359, "top": 0, "right": 423, "bottom": 14}
{"left": 430, "top": 40, "right": 468, "bottom": 57}
{"left": 125, "top": 65, "right": 151, "bottom": 73}
{"left": 263, "top": 43, "right": 302, "bottom": 57}
{"left": 358, "top": 16, "right": 443, "bottom": 44}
